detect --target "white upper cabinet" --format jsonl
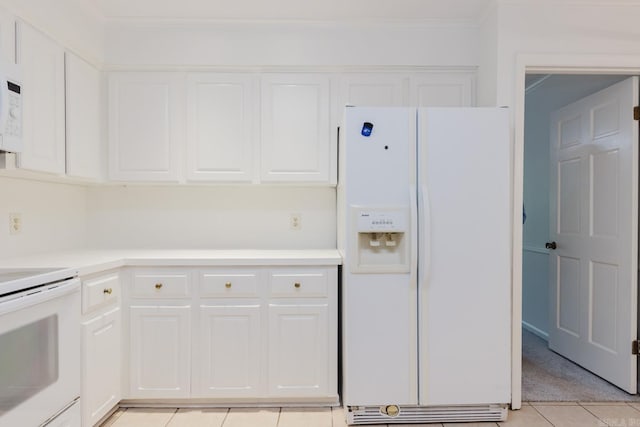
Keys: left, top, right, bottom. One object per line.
{"left": 186, "top": 73, "right": 255, "bottom": 182}
{"left": 65, "top": 52, "right": 103, "bottom": 181}
{"left": 16, "top": 22, "right": 65, "bottom": 174}
{"left": 102, "top": 69, "right": 475, "bottom": 185}
{"left": 0, "top": 8, "right": 14, "bottom": 63}
{"left": 260, "top": 74, "right": 332, "bottom": 183}
{"left": 339, "top": 74, "right": 407, "bottom": 110}
{"left": 108, "top": 72, "right": 183, "bottom": 181}
{"left": 409, "top": 72, "right": 475, "bottom": 107}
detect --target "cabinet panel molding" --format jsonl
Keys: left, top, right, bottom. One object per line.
{"left": 260, "top": 74, "right": 331, "bottom": 183}
{"left": 108, "top": 72, "right": 183, "bottom": 181}
{"left": 186, "top": 73, "right": 255, "bottom": 182}
{"left": 17, "top": 21, "right": 65, "bottom": 174}
{"left": 197, "top": 304, "right": 262, "bottom": 397}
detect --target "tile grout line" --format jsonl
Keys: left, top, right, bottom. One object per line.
{"left": 528, "top": 402, "right": 559, "bottom": 427}
{"left": 579, "top": 404, "right": 608, "bottom": 427}
{"left": 220, "top": 407, "right": 230, "bottom": 427}
{"left": 276, "top": 407, "right": 282, "bottom": 427}
{"left": 163, "top": 407, "right": 179, "bottom": 426}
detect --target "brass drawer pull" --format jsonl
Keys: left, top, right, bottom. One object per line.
{"left": 294, "top": 282, "right": 301, "bottom": 288}
{"left": 225, "top": 282, "right": 232, "bottom": 289}
{"left": 103, "top": 288, "right": 113, "bottom": 295}
{"left": 155, "top": 283, "right": 163, "bottom": 290}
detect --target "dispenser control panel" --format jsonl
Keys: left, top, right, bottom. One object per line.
{"left": 356, "top": 210, "right": 406, "bottom": 232}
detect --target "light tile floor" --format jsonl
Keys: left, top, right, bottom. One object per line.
{"left": 100, "top": 402, "right": 640, "bottom": 426}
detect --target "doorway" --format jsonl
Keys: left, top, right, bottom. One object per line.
{"left": 522, "top": 73, "right": 639, "bottom": 401}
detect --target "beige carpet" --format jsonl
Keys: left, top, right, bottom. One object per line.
{"left": 522, "top": 329, "right": 640, "bottom": 401}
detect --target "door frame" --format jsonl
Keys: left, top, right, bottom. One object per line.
{"left": 513, "top": 53, "right": 640, "bottom": 409}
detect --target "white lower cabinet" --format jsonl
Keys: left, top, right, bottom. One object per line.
{"left": 129, "top": 305, "right": 191, "bottom": 398}
{"left": 80, "top": 270, "right": 122, "bottom": 427}
{"left": 82, "top": 307, "right": 121, "bottom": 426}
{"left": 268, "top": 303, "right": 329, "bottom": 397}
{"left": 124, "top": 265, "right": 337, "bottom": 404}
{"left": 197, "top": 304, "right": 262, "bottom": 397}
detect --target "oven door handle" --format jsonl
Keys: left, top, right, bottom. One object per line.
{"left": 0, "top": 278, "right": 80, "bottom": 315}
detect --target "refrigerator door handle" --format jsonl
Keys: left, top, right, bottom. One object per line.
{"left": 419, "top": 185, "right": 431, "bottom": 287}
{"left": 410, "top": 185, "right": 418, "bottom": 287}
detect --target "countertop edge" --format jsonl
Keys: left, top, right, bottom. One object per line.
{"left": 0, "top": 249, "right": 343, "bottom": 278}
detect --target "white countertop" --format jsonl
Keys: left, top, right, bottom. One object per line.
{"left": 0, "top": 249, "right": 343, "bottom": 277}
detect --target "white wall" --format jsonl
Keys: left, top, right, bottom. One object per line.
{"left": 86, "top": 186, "right": 336, "bottom": 249}
{"left": 495, "top": 1, "right": 640, "bottom": 105}
{"left": 104, "top": 21, "right": 479, "bottom": 67}
{"left": 0, "top": 176, "right": 87, "bottom": 258}
{"left": 1, "top": 0, "right": 104, "bottom": 64}
{"left": 476, "top": 3, "right": 498, "bottom": 106}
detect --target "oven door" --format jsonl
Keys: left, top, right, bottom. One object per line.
{"left": 0, "top": 279, "right": 80, "bottom": 426}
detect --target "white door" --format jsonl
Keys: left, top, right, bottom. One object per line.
{"left": 338, "top": 74, "right": 407, "bottom": 111}
{"left": 418, "top": 108, "right": 511, "bottom": 405}
{"left": 129, "top": 305, "right": 191, "bottom": 398}
{"left": 197, "top": 304, "right": 262, "bottom": 397}
{"left": 549, "top": 76, "right": 638, "bottom": 393}
{"left": 17, "top": 22, "right": 65, "bottom": 174}
{"left": 260, "top": 74, "right": 332, "bottom": 183}
{"left": 65, "top": 52, "right": 103, "bottom": 181}
{"left": 186, "top": 73, "right": 255, "bottom": 182}
{"left": 268, "top": 303, "right": 329, "bottom": 397}
{"left": 82, "top": 307, "right": 121, "bottom": 426}
{"left": 108, "top": 72, "right": 182, "bottom": 182}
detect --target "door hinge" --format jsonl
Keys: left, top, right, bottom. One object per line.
{"left": 633, "top": 340, "right": 639, "bottom": 355}
{"left": 634, "top": 106, "right": 640, "bottom": 121}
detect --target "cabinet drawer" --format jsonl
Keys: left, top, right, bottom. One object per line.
{"left": 269, "top": 271, "right": 327, "bottom": 298}
{"left": 83, "top": 272, "right": 120, "bottom": 313}
{"left": 132, "top": 272, "right": 190, "bottom": 298}
{"left": 200, "top": 272, "right": 259, "bottom": 297}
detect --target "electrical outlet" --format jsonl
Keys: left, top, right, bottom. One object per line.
{"left": 9, "top": 212, "right": 21, "bottom": 235}
{"left": 290, "top": 213, "right": 301, "bottom": 230}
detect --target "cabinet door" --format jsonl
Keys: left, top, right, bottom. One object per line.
{"left": 16, "top": 21, "right": 65, "bottom": 174}
{"left": 65, "top": 52, "right": 103, "bottom": 181}
{"left": 108, "top": 72, "right": 183, "bottom": 181}
{"left": 0, "top": 8, "right": 14, "bottom": 63}
{"left": 196, "top": 304, "right": 262, "bottom": 397}
{"left": 129, "top": 305, "right": 190, "bottom": 398}
{"left": 82, "top": 307, "right": 121, "bottom": 427}
{"left": 186, "top": 73, "right": 255, "bottom": 182}
{"left": 268, "top": 303, "right": 329, "bottom": 397}
{"left": 409, "top": 72, "right": 475, "bottom": 107}
{"left": 260, "top": 74, "right": 331, "bottom": 183}
{"left": 339, "top": 74, "right": 407, "bottom": 113}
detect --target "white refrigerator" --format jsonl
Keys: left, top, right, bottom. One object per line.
{"left": 338, "top": 107, "right": 511, "bottom": 424}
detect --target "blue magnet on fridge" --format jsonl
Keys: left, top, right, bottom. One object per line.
{"left": 361, "top": 122, "right": 373, "bottom": 137}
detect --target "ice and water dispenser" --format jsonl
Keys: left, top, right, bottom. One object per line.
{"left": 349, "top": 207, "right": 410, "bottom": 273}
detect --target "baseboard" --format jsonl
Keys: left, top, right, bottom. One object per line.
{"left": 522, "top": 321, "right": 549, "bottom": 340}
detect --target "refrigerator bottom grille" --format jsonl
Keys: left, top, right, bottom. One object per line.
{"left": 346, "top": 404, "right": 508, "bottom": 424}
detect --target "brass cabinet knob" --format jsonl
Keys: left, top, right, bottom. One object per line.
{"left": 103, "top": 288, "right": 113, "bottom": 295}
{"left": 294, "top": 282, "right": 301, "bottom": 288}
{"left": 225, "top": 282, "right": 232, "bottom": 288}
{"left": 155, "top": 283, "right": 163, "bottom": 289}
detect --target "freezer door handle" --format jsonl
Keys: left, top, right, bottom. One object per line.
{"left": 419, "top": 185, "right": 432, "bottom": 287}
